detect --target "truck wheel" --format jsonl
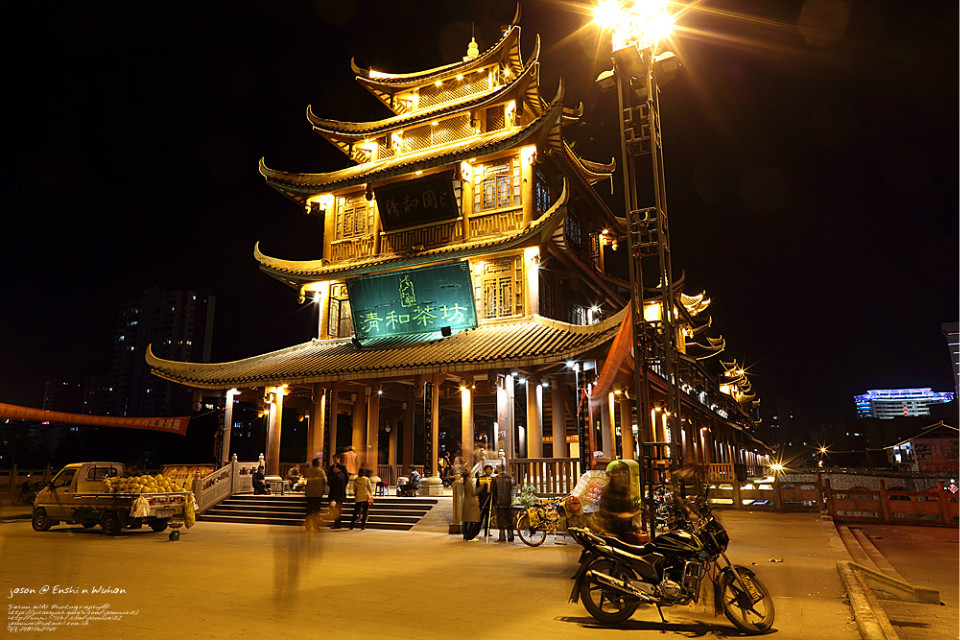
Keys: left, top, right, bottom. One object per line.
{"left": 80, "top": 521, "right": 97, "bottom": 529}
{"left": 32, "top": 508, "right": 51, "bottom": 532}
{"left": 101, "top": 511, "right": 122, "bottom": 536}
{"left": 169, "top": 529, "right": 180, "bottom": 541}
{"left": 150, "top": 518, "right": 169, "bottom": 533}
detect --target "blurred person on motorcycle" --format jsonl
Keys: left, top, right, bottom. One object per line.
{"left": 593, "top": 461, "right": 647, "bottom": 545}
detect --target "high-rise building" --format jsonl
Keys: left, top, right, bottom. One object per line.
{"left": 111, "top": 287, "right": 215, "bottom": 416}
{"left": 42, "top": 380, "right": 83, "bottom": 412}
{"left": 942, "top": 321, "right": 959, "bottom": 394}
{"left": 854, "top": 388, "right": 955, "bottom": 420}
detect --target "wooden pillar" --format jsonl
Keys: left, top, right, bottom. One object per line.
{"left": 524, "top": 247, "right": 540, "bottom": 316}
{"left": 351, "top": 387, "right": 366, "bottom": 454}
{"left": 600, "top": 392, "right": 617, "bottom": 459}
{"left": 265, "top": 386, "right": 284, "bottom": 477}
{"left": 429, "top": 374, "right": 442, "bottom": 477}
{"left": 388, "top": 412, "right": 398, "bottom": 469}
{"left": 550, "top": 378, "right": 567, "bottom": 458}
{"left": 403, "top": 386, "right": 416, "bottom": 469}
{"left": 619, "top": 393, "right": 635, "bottom": 461}
{"left": 498, "top": 374, "right": 516, "bottom": 463}
{"left": 328, "top": 384, "right": 340, "bottom": 457}
{"left": 366, "top": 387, "right": 381, "bottom": 473}
{"left": 221, "top": 389, "right": 236, "bottom": 466}
{"left": 461, "top": 383, "right": 475, "bottom": 468}
{"left": 308, "top": 384, "right": 326, "bottom": 463}
{"left": 460, "top": 161, "right": 474, "bottom": 241}
{"left": 526, "top": 375, "right": 542, "bottom": 458}
{"left": 520, "top": 145, "right": 536, "bottom": 226}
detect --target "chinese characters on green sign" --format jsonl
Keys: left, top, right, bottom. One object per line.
{"left": 345, "top": 262, "right": 478, "bottom": 342}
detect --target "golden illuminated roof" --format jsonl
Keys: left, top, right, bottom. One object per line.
{"left": 351, "top": 12, "right": 525, "bottom": 112}
{"left": 255, "top": 179, "right": 569, "bottom": 286}
{"left": 309, "top": 52, "right": 544, "bottom": 159}
{"left": 260, "top": 83, "right": 565, "bottom": 203}
{"left": 145, "top": 304, "right": 627, "bottom": 390}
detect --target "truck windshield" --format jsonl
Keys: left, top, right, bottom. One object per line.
{"left": 52, "top": 469, "right": 77, "bottom": 488}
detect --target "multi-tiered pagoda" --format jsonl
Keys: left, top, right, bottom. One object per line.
{"left": 148, "top": 13, "right": 769, "bottom": 489}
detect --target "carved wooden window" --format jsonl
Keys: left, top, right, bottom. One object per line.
{"left": 565, "top": 206, "right": 582, "bottom": 248}
{"left": 335, "top": 196, "right": 375, "bottom": 240}
{"left": 485, "top": 104, "right": 505, "bottom": 131}
{"left": 476, "top": 257, "right": 523, "bottom": 319}
{"left": 474, "top": 157, "right": 521, "bottom": 213}
{"left": 535, "top": 170, "right": 551, "bottom": 214}
{"left": 328, "top": 284, "right": 353, "bottom": 338}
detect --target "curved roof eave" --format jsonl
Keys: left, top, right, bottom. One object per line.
{"left": 307, "top": 55, "right": 542, "bottom": 141}
{"left": 145, "top": 303, "right": 627, "bottom": 391}
{"left": 260, "top": 81, "right": 566, "bottom": 199}
{"left": 351, "top": 17, "right": 523, "bottom": 90}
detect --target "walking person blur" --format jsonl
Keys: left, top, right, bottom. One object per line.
{"left": 326, "top": 461, "right": 349, "bottom": 529}
{"left": 350, "top": 469, "right": 374, "bottom": 530}
{"left": 303, "top": 458, "right": 327, "bottom": 532}
{"left": 461, "top": 470, "right": 481, "bottom": 541}
{"left": 476, "top": 464, "right": 494, "bottom": 537}
{"left": 491, "top": 466, "right": 515, "bottom": 542}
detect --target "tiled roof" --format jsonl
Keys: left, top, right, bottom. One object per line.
{"left": 308, "top": 55, "right": 541, "bottom": 149}
{"left": 146, "top": 306, "right": 627, "bottom": 390}
{"left": 260, "top": 84, "right": 564, "bottom": 197}
{"left": 351, "top": 18, "right": 523, "bottom": 91}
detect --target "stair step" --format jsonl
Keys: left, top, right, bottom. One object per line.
{"left": 199, "top": 514, "right": 414, "bottom": 530}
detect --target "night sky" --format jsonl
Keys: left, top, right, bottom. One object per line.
{"left": 2, "top": 0, "right": 957, "bottom": 431}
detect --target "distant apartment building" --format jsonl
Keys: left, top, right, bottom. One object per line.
{"left": 855, "top": 388, "right": 956, "bottom": 420}
{"left": 110, "top": 287, "right": 215, "bottom": 416}
{"left": 943, "top": 321, "right": 959, "bottom": 394}
{"left": 42, "top": 380, "right": 83, "bottom": 413}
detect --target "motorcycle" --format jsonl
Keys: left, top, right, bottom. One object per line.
{"left": 568, "top": 491, "right": 775, "bottom": 634}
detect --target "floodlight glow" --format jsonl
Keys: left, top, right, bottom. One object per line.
{"left": 593, "top": 0, "right": 624, "bottom": 29}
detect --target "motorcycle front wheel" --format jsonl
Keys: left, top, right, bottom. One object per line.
{"left": 516, "top": 512, "right": 547, "bottom": 547}
{"left": 718, "top": 566, "right": 775, "bottom": 634}
{"left": 579, "top": 558, "right": 641, "bottom": 623}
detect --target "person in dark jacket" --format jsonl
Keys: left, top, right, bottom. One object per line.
{"left": 326, "top": 462, "right": 348, "bottom": 528}
{"left": 491, "top": 466, "right": 515, "bottom": 542}
{"left": 252, "top": 465, "right": 269, "bottom": 495}
{"left": 596, "top": 461, "right": 642, "bottom": 544}
{"left": 303, "top": 458, "right": 327, "bottom": 531}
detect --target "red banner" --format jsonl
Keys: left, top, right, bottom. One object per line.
{"left": 0, "top": 402, "right": 190, "bottom": 436}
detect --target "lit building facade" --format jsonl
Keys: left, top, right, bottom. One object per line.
{"left": 855, "top": 388, "right": 956, "bottom": 420}
{"left": 943, "top": 321, "right": 959, "bottom": 394}
{"left": 147, "top": 15, "right": 768, "bottom": 485}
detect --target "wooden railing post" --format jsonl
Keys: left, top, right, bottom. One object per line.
{"left": 879, "top": 479, "right": 891, "bottom": 523}
{"left": 816, "top": 472, "right": 824, "bottom": 514}
{"left": 9, "top": 463, "right": 17, "bottom": 491}
{"left": 937, "top": 481, "right": 951, "bottom": 525}
{"left": 773, "top": 476, "right": 783, "bottom": 511}
{"left": 824, "top": 478, "right": 836, "bottom": 519}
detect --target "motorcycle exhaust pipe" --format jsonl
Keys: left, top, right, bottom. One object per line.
{"left": 586, "top": 571, "right": 656, "bottom": 603}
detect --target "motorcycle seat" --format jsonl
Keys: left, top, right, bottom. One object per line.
{"left": 602, "top": 535, "right": 654, "bottom": 556}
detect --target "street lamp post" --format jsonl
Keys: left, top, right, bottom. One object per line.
{"left": 594, "top": 0, "right": 683, "bottom": 520}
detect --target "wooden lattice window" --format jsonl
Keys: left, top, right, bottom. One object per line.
{"left": 474, "top": 157, "right": 521, "bottom": 213}
{"left": 476, "top": 257, "right": 523, "bottom": 319}
{"left": 535, "top": 170, "right": 551, "bottom": 213}
{"left": 485, "top": 104, "right": 505, "bottom": 131}
{"left": 335, "top": 196, "right": 375, "bottom": 240}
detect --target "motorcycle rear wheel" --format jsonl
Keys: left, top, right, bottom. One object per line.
{"left": 516, "top": 513, "right": 547, "bottom": 547}
{"left": 579, "top": 559, "right": 641, "bottom": 623}
{"left": 718, "top": 566, "right": 775, "bottom": 634}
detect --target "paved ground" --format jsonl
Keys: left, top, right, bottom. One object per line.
{"left": 0, "top": 506, "right": 859, "bottom": 640}
{"left": 855, "top": 523, "right": 959, "bottom": 640}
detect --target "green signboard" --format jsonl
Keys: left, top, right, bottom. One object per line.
{"left": 345, "top": 262, "right": 478, "bottom": 342}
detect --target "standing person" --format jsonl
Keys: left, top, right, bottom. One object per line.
{"left": 350, "top": 469, "right": 374, "bottom": 530}
{"left": 341, "top": 446, "right": 359, "bottom": 496}
{"left": 476, "top": 464, "right": 494, "bottom": 537}
{"left": 326, "top": 462, "right": 349, "bottom": 529}
{"left": 461, "top": 470, "right": 481, "bottom": 541}
{"left": 491, "top": 466, "right": 515, "bottom": 542}
{"left": 303, "top": 458, "right": 327, "bottom": 531}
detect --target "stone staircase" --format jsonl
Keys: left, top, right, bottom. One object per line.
{"left": 200, "top": 494, "right": 439, "bottom": 531}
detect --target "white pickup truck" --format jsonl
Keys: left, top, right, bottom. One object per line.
{"left": 32, "top": 461, "right": 191, "bottom": 536}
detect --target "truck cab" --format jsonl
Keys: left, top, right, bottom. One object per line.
{"left": 39, "top": 462, "right": 124, "bottom": 522}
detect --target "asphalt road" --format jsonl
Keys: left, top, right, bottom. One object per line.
{"left": 856, "top": 523, "right": 960, "bottom": 640}
{"left": 1, "top": 510, "right": 858, "bottom": 639}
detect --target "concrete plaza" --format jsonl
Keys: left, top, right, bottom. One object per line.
{"left": 0, "top": 506, "right": 863, "bottom": 639}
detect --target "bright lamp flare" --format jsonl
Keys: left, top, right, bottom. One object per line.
{"left": 596, "top": 0, "right": 675, "bottom": 51}
{"left": 594, "top": 0, "right": 624, "bottom": 29}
